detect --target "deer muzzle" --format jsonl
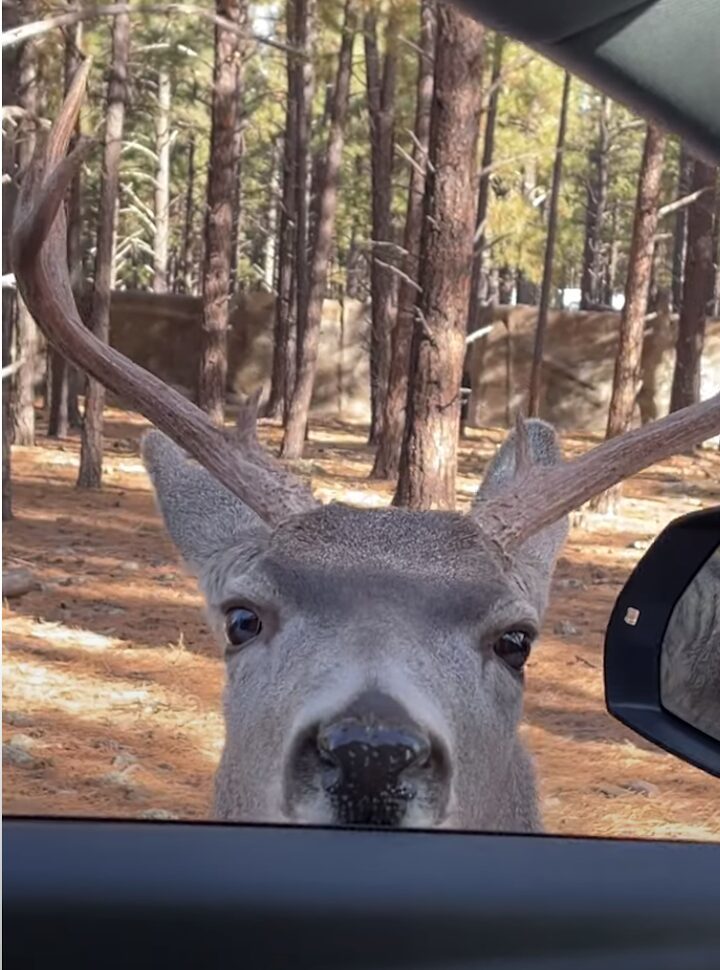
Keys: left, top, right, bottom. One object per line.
{"left": 307, "top": 690, "right": 446, "bottom": 827}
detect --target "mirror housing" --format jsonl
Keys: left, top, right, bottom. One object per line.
{"left": 604, "top": 507, "right": 720, "bottom": 778}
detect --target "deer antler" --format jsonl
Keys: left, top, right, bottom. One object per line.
{"left": 476, "top": 393, "right": 720, "bottom": 551}
{"left": 11, "top": 64, "right": 318, "bottom": 526}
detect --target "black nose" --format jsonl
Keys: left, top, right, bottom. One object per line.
{"left": 316, "top": 691, "right": 432, "bottom": 826}
{"left": 318, "top": 720, "right": 431, "bottom": 781}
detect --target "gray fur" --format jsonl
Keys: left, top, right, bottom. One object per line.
{"left": 142, "top": 418, "right": 570, "bottom": 832}
{"left": 661, "top": 549, "right": 720, "bottom": 742}
{"left": 141, "top": 431, "right": 267, "bottom": 572}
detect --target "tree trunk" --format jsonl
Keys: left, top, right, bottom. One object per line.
{"left": 308, "top": 81, "right": 332, "bottom": 267}
{"left": 293, "top": 0, "right": 315, "bottom": 393}
{"left": 230, "top": 73, "right": 247, "bottom": 291}
{"left": 467, "top": 31, "right": 503, "bottom": 332}
{"left": 393, "top": 4, "right": 484, "bottom": 510}
{"left": 263, "top": 148, "right": 279, "bottom": 292}
{"left": 49, "top": 16, "right": 84, "bottom": 439}
{"left": 2, "top": 3, "right": 20, "bottom": 519}
{"left": 365, "top": 9, "right": 399, "bottom": 444}
{"left": 152, "top": 68, "right": 171, "bottom": 293}
{"left": 589, "top": 124, "right": 667, "bottom": 513}
{"left": 580, "top": 94, "right": 611, "bottom": 310}
{"left": 281, "top": 0, "right": 358, "bottom": 459}
{"left": 527, "top": 72, "right": 571, "bottom": 418}
{"left": 671, "top": 143, "right": 693, "bottom": 313}
{"left": 12, "top": 18, "right": 39, "bottom": 447}
{"left": 370, "top": 0, "right": 435, "bottom": 480}
{"left": 637, "top": 287, "right": 672, "bottom": 424}
{"left": 2, "top": 297, "right": 14, "bottom": 519}
{"left": 604, "top": 124, "right": 667, "bottom": 440}
{"left": 267, "top": 4, "right": 299, "bottom": 421}
{"left": 198, "top": 0, "right": 244, "bottom": 424}
{"left": 712, "top": 194, "right": 720, "bottom": 317}
{"left": 669, "top": 159, "right": 717, "bottom": 412}
{"left": 603, "top": 202, "right": 619, "bottom": 305}
{"left": 77, "top": 11, "right": 130, "bottom": 488}
{"left": 181, "top": 130, "right": 197, "bottom": 294}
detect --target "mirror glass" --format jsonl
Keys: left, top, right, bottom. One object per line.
{"left": 660, "top": 547, "right": 720, "bottom": 743}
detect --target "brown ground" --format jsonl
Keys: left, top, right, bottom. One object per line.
{"left": 3, "top": 408, "right": 720, "bottom": 840}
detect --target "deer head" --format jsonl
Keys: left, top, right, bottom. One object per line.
{"left": 12, "top": 69, "right": 720, "bottom": 831}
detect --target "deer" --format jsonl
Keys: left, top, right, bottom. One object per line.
{"left": 11, "top": 66, "right": 720, "bottom": 832}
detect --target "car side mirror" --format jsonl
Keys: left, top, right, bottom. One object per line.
{"left": 604, "top": 506, "right": 720, "bottom": 778}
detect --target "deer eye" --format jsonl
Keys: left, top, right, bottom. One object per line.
{"left": 493, "top": 630, "right": 533, "bottom": 672}
{"left": 225, "top": 607, "right": 262, "bottom": 647}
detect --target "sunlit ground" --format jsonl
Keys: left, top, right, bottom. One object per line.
{"left": 3, "top": 406, "right": 720, "bottom": 840}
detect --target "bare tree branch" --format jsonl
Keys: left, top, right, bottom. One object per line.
{"left": 2, "top": 5, "right": 300, "bottom": 55}
{"left": 658, "top": 186, "right": 713, "bottom": 219}
{"left": 1, "top": 358, "right": 25, "bottom": 380}
{"left": 372, "top": 256, "right": 422, "bottom": 293}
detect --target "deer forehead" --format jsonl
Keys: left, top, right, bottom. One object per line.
{"left": 201, "top": 504, "right": 537, "bottom": 629}
{"left": 269, "top": 504, "right": 505, "bottom": 580}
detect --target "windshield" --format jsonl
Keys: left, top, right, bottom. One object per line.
{"left": 2, "top": 0, "right": 718, "bottom": 842}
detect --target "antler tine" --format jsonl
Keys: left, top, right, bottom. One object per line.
{"left": 478, "top": 393, "right": 720, "bottom": 552}
{"left": 11, "top": 66, "right": 318, "bottom": 526}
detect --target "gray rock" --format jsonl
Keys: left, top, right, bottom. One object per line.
{"left": 3, "top": 711, "right": 33, "bottom": 727}
{"left": 3, "top": 738, "right": 45, "bottom": 769}
{"left": 100, "top": 769, "right": 138, "bottom": 790}
{"left": 623, "top": 779, "right": 660, "bottom": 798}
{"left": 140, "top": 808, "right": 179, "bottom": 821}
{"left": 553, "top": 620, "right": 579, "bottom": 637}
{"left": 112, "top": 751, "right": 138, "bottom": 770}
{"left": 596, "top": 783, "right": 627, "bottom": 799}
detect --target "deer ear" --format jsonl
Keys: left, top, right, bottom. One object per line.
{"left": 476, "top": 418, "right": 569, "bottom": 569}
{"left": 141, "top": 430, "right": 268, "bottom": 572}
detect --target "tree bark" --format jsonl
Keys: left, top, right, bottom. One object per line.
{"left": 152, "top": 68, "right": 171, "bottom": 293}
{"left": 527, "top": 72, "right": 571, "bottom": 418}
{"left": 12, "top": 17, "right": 40, "bottom": 447}
{"left": 365, "top": 9, "right": 399, "bottom": 444}
{"left": 181, "top": 129, "right": 197, "bottom": 294}
{"left": 230, "top": 63, "right": 247, "bottom": 291}
{"left": 49, "top": 16, "right": 84, "bottom": 439}
{"left": 370, "top": 0, "right": 435, "bottom": 480}
{"left": 198, "top": 0, "right": 244, "bottom": 424}
{"left": 467, "top": 31, "right": 503, "bottom": 332}
{"left": 2, "top": 3, "right": 20, "bottom": 519}
{"left": 671, "top": 143, "right": 693, "bottom": 313}
{"left": 393, "top": 4, "right": 484, "bottom": 510}
{"left": 637, "top": 287, "right": 672, "bottom": 424}
{"left": 603, "top": 202, "right": 619, "bottom": 306}
{"left": 77, "top": 11, "right": 130, "bottom": 488}
{"left": 669, "top": 159, "right": 717, "bottom": 412}
{"left": 293, "top": 0, "right": 315, "bottom": 395}
{"left": 267, "top": 0, "right": 299, "bottom": 420}
{"left": 712, "top": 193, "right": 720, "bottom": 317}
{"left": 263, "top": 146, "right": 280, "bottom": 292}
{"left": 281, "top": 0, "right": 358, "bottom": 459}
{"left": 604, "top": 124, "right": 667, "bottom": 441}
{"left": 589, "top": 124, "right": 667, "bottom": 514}
{"left": 580, "top": 94, "right": 611, "bottom": 310}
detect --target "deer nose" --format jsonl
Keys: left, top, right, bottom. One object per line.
{"left": 318, "top": 720, "right": 431, "bottom": 781}
{"left": 315, "top": 691, "right": 432, "bottom": 825}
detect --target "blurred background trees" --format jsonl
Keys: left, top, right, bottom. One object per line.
{"left": 2, "top": 0, "right": 718, "bottom": 514}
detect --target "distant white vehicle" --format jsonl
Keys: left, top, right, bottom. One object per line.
{"left": 560, "top": 287, "right": 625, "bottom": 311}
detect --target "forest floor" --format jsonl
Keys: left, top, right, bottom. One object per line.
{"left": 3, "top": 406, "right": 720, "bottom": 841}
